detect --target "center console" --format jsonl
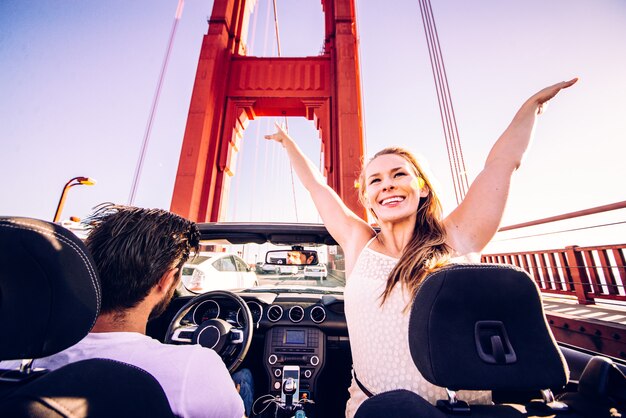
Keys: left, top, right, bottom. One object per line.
{"left": 264, "top": 326, "right": 325, "bottom": 401}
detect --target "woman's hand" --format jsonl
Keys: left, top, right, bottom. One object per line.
{"left": 264, "top": 122, "right": 291, "bottom": 145}
{"left": 528, "top": 78, "right": 578, "bottom": 115}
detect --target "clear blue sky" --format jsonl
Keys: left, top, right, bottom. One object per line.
{"left": 1, "top": 0, "right": 625, "bottom": 253}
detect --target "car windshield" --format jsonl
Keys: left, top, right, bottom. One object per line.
{"left": 178, "top": 223, "right": 346, "bottom": 295}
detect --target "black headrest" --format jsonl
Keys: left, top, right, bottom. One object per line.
{"left": 408, "top": 263, "right": 569, "bottom": 391}
{"left": 354, "top": 389, "right": 446, "bottom": 418}
{"left": 2, "top": 358, "right": 175, "bottom": 417}
{"left": 0, "top": 217, "right": 100, "bottom": 360}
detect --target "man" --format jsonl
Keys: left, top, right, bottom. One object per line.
{"left": 287, "top": 250, "right": 316, "bottom": 265}
{"left": 14, "top": 205, "right": 245, "bottom": 418}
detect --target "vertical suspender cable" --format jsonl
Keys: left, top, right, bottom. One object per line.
{"left": 271, "top": 0, "right": 299, "bottom": 221}
{"left": 232, "top": 0, "right": 259, "bottom": 220}
{"left": 426, "top": 0, "right": 469, "bottom": 197}
{"left": 418, "top": 0, "right": 469, "bottom": 205}
{"left": 128, "top": 0, "right": 184, "bottom": 205}
{"left": 419, "top": 0, "right": 460, "bottom": 204}
{"left": 240, "top": 0, "right": 261, "bottom": 221}
{"left": 425, "top": 0, "right": 469, "bottom": 198}
{"left": 271, "top": 0, "right": 282, "bottom": 56}
{"left": 419, "top": 0, "right": 465, "bottom": 203}
{"left": 255, "top": 0, "right": 274, "bottom": 220}
{"left": 248, "top": 0, "right": 261, "bottom": 55}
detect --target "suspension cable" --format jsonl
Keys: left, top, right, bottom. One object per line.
{"left": 420, "top": 2, "right": 460, "bottom": 204}
{"left": 257, "top": 3, "right": 273, "bottom": 220}
{"left": 429, "top": 0, "right": 469, "bottom": 197}
{"left": 128, "top": 0, "right": 184, "bottom": 205}
{"left": 284, "top": 120, "right": 300, "bottom": 222}
{"left": 426, "top": 0, "right": 468, "bottom": 198}
{"left": 248, "top": 0, "right": 260, "bottom": 55}
{"left": 418, "top": 0, "right": 469, "bottom": 204}
{"left": 271, "top": 0, "right": 282, "bottom": 56}
{"left": 245, "top": 0, "right": 261, "bottom": 220}
{"left": 270, "top": 0, "right": 299, "bottom": 221}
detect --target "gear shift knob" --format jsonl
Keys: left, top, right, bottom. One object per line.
{"left": 283, "top": 377, "right": 297, "bottom": 395}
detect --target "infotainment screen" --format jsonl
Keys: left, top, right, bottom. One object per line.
{"left": 284, "top": 329, "right": 306, "bottom": 345}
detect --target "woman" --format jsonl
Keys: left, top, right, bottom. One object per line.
{"left": 265, "top": 79, "right": 577, "bottom": 417}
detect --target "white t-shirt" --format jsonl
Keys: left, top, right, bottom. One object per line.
{"left": 2, "top": 332, "right": 244, "bottom": 418}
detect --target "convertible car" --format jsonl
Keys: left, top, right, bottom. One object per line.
{"left": 155, "top": 222, "right": 626, "bottom": 417}
{"left": 1, "top": 219, "right": 625, "bottom": 417}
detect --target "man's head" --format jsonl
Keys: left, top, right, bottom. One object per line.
{"left": 287, "top": 250, "right": 317, "bottom": 265}
{"left": 84, "top": 204, "right": 200, "bottom": 316}
{"left": 287, "top": 251, "right": 304, "bottom": 265}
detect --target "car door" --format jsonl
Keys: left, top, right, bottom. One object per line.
{"left": 211, "top": 256, "right": 239, "bottom": 290}
{"left": 233, "top": 255, "right": 257, "bottom": 288}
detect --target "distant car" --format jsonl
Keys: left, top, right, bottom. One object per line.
{"left": 181, "top": 253, "right": 258, "bottom": 293}
{"left": 304, "top": 263, "right": 328, "bottom": 280}
{"left": 259, "top": 263, "right": 280, "bottom": 274}
{"left": 258, "top": 262, "right": 298, "bottom": 275}
{"left": 278, "top": 265, "right": 298, "bottom": 275}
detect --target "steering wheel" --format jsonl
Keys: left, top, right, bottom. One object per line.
{"left": 165, "top": 290, "right": 253, "bottom": 372}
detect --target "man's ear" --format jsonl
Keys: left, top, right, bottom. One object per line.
{"left": 157, "top": 268, "right": 179, "bottom": 295}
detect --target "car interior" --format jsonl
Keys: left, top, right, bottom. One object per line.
{"left": 1, "top": 218, "right": 625, "bottom": 417}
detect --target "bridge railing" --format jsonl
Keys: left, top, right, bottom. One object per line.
{"left": 482, "top": 200, "right": 626, "bottom": 305}
{"left": 482, "top": 243, "right": 626, "bottom": 305}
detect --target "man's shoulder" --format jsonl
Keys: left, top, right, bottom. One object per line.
{"left": 145, "top": 338, "right": 221, "bottom": 362}
{"left": 78, "top": 332, "right": 221, "bottom": 361}
{"left": 88, "top": 333, "right": 221, "bottom": 360}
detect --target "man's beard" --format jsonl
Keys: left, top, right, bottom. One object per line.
{"left": 149, "top": 279, "right": 178, "bottom": 320}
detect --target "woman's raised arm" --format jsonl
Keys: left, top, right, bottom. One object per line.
{"left": 265, "top": 123, "right": 373, "bottom": 252}
{"left": 444, "top": 78, "right": 578, "bottom": 255}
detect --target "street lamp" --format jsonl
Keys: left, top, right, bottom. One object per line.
{"left": 53, "top": 176, "right": 97, "bottom": 222}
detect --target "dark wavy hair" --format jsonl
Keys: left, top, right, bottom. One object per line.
{"left": 83, "top": 204, "right": 200, "bottom": 314}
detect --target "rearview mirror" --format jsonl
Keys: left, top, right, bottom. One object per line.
{"left": 265, "top": 250, "right": 318, "bottom": 266}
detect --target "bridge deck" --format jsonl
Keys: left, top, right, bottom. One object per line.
{"left": 543, "top": 296, "right": 626, "bottom": 325}
{"left": 542, "top": 296, "right": 626, "bottom": 360}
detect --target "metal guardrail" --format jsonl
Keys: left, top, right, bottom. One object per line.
{"left": 482, "top": 244, "right": 626, "bottom": 305}
{"left": 483, "top": 200, "right": 626, "bottom": 305}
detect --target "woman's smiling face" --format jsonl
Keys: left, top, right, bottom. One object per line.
{"left": 364, "top": 153, "right": 429, "bottom": 222}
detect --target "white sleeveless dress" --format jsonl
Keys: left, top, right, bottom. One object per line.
{"left": 343, "top": 238, "right": 491, "bottom": 417}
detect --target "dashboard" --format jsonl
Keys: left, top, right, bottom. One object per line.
{"left": 176, "top": 290, "right": 349, "bottom": 402}
{"left": 184, "top": 298, "right": 264, "bottom": 326}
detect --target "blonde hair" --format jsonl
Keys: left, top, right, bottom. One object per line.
{"left": 358, "top": 147, "right": 451, "bottom": 306}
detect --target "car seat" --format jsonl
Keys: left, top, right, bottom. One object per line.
{"left": 408, "top": 263, "right": 624, "bottom": 417}
{"left": 0, "top": 217, "right": 175, "bottom": 417}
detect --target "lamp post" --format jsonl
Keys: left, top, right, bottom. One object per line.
{"left": 53, "top": 176, "right": 97, "bottom": 222}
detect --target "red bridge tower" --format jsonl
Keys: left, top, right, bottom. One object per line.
{"left": 170, "top": 0, "right": 365, "bottom": 222}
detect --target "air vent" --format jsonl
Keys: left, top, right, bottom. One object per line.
{"left": 288, "top": 306, "right": 305, "bottom": 323}
{"left": 310, "top": 306, "right": 327, "bottom": 324}
{"left": 267, "top": 305, "right": 283, "bottom": 322}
